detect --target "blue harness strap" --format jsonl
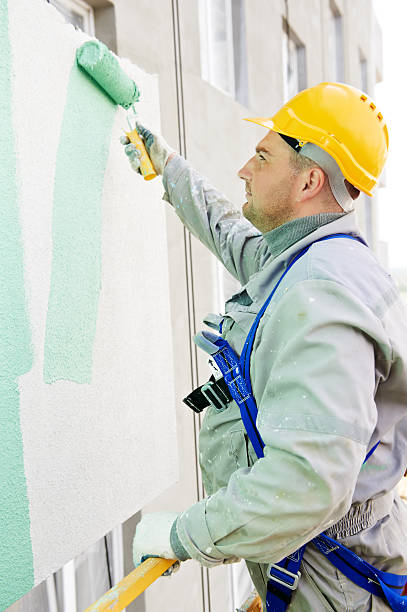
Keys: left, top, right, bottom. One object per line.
{"left": 313, "top": 534, "right": 407, "bottom": 609}
{"left": 202, "top": 234, "right": 407, "bottom": 611}
{"left": 198, "top": 330, "right": 265, "bottom": 459}
{"left": 265, "top": 546, "right": 306, "bottom": 611}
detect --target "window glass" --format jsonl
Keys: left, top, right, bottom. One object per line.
{"left": 231, "top": 0, "right": 249, "bottom": 106}
{"left": 50, "top": 0, "right": 84, "bottom": 29}
{"left": 209, "top": 0, "right": 234, "bottom": 95}
{"left": 329, "top": 4, "right": 344, "bottom": 81}
{"left": 282, "top": 26, "right": 306, "bottom": 102}
{"left": 360, "top": 55, "right": 368, "bottom": 92}
{"left": 198, "top": 0, "right": 248, "bottom": 104}
{"left": 364, "top": 197, "right": 373, "bottom": 245}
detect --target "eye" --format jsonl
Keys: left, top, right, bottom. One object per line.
{"left": 257, "top": 153, "right": 266, "bottom": 161}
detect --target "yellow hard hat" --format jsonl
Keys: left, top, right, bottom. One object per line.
{"left": 244, "top": 82, "right": 389, "bottom": 196}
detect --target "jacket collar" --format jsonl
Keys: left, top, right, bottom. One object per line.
{"left": 243, "top": 211, "right": 364, "bottom": 303}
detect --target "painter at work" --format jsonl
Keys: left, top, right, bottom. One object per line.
{"left": 2, "top": 0, "right": 407, "bottom": 611}
{"left": 123, "top": 84, "right": 407, "bottom": 612}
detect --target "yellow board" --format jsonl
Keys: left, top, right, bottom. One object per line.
{"left": 84, "top": 558, "right": 176, "bottom": 612}
{"left": 248, "top": 595, "right": 263, "bottom": 612}
{"left": 239, "top": 590, "right": 263, "bottom": 612}
{"left": 125, "top": 127, "right": 157, "bottom": 181}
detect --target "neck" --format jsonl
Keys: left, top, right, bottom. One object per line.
{"left": 263, "top": 212, "right": 348, "bottom": 259}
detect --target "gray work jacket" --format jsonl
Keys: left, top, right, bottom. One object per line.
{"left": 162, "top": 155, "right": 407, "bottom": 610}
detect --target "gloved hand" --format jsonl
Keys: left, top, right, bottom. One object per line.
{"left": 132, "top": 511, "right": 180, "bottom": 575}
{"left": 120, "top": 122, "right": 176, "bottom": 175}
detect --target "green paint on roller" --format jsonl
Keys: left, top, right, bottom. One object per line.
{"left": 76, "top": 40, "right": 140, "bottom": 109}
{"left": 0, "top": 0, "right": 35, "bottom": 607}
{"left": 43, "top": 58, "right": 116, "bottom": 384}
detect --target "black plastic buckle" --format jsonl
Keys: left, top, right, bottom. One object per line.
{"left": 183, "top": 394, "right": 205, "bottom": 413}
{"left": 183, "top": 377, "right": 231, "bottom": 413}
{"left": 201, "top": 381, "right": 229, "bottom": 412}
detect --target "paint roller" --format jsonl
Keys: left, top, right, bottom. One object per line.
{"left": 76, "top": 40, "right": 157, "bottom": 180}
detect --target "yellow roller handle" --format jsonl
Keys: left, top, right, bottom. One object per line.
{"left": 125, "top": 127, "right": 157, "bottom": 181}
{"left": 84, "top": 557, "right": 177, "bottom": 612}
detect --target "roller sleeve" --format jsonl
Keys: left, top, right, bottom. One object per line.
{"left": 76, "top": 40, "right": 140, "bottom": 109}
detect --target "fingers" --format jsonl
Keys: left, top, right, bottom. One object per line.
{"left": 135, "top": 122, "right": 154, "bottom": 152}
{"left": 130, "top": 159, "right": 142, "bottom": 173}
{"left": 162, "top": 561, "right": 181, "bottom": 577}
{"left": 134, "top": 558, "right": 180, "bottom": 577}
{"left": 125, "top": 143, "right": 141, "bottom": 159}
{"left": 120, "top": 138, "right": 142, "bottom": 173}
{"left": 135, "top": 122, "right": 149, "bottom": 138}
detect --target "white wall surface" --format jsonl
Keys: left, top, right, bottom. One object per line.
{"left": 3, "top": 0, "right": 177, "bottom": 604}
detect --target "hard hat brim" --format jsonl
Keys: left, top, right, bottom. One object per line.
{"left": 243, "top": 116, "right": 374, "bottom": 196}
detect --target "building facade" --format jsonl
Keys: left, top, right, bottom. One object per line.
{"left": 8, "top": 1, "right": 383, "bottom": 611}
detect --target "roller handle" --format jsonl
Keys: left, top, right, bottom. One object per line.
{"left": 84, "top": 557, "right": 177, "bottom": 611}
{"left": 125, "top": 128, "right": 157, "bottom": 181}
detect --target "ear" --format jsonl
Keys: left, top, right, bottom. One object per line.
{"left": 298, "top": 167, "right": 326, "bottom": 202}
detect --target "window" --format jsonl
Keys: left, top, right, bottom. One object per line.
{"left": 198, "top": 0, "right": 249, "bottom": 105}
{"left": 49, "top": 0, "right": 95, "bottom": 35}
{"left": 231, "top": 0, "right": 249, "bottom": 106}
{"left": 360, "top": 51, "right": 368, "bottom": 92}
{"left": 364, "top": 197, "right": 373, "bottom": 246}
{"left": 282, "top": 20, "right": 307, "bottom": 102}
{"left": 329, "top": 0, "right": 344, "bottom": 81}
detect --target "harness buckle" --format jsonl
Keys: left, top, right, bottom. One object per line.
{"left": 267, "top": 563, "right": 301, "bottom": 591}
{"left": 201, "top": 381, "right": 229, "bottom": 412}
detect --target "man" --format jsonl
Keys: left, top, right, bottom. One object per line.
{"left": 124, "top": 83, "right": 407, "bottom": 610}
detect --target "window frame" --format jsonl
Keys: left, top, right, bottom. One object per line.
{"left": 49, "top": 0, "right": 95, "bottom": 35}
{"left": 329, "top": 0, "right": 344, "bottom": 82}
{"left": 282, "top": 18, "right": 307, "bottom": 102}
{"left": 198, "top": 0, "right": 236, "bottom": 97}
{"left": 359, "top": 49, "right": 368, "bottom": 92}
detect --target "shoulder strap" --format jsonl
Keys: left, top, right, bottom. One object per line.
{"left": 239, "top": 233, "right": 378, "bottom": 464}
{"left": 240, "top": 233, "right": 365, "bottom": 396}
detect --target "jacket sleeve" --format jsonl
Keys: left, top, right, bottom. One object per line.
{"left": 162, "top": 154, "right": 268, "bottom": 285}
{"left": 175, "top": 279, "right": 381, "bottom": 565}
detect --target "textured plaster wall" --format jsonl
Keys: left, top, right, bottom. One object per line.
{"left": 0, "top": 0, "right": 35, "bottom": 606}
{"left": 1, "top": 0, "right": 177, "bottom": 608}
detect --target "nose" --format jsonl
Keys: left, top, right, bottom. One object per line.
{"left": 238, "top": 160, "right": 251, "bottom": 181}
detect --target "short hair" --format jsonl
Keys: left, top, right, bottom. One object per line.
{"left": 288, "top": 147, "right": 317, "bottom": 174}
{"left": 288, "top": 148, "right": 360, "bottom": 200}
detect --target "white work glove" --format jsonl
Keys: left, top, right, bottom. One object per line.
{"left": 132, "top": 511, "right": 180, "bottom": 575}
{"left": 120, "top": 122, "right": 176, "bottom": 175}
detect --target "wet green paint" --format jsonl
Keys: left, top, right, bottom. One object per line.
{"left": 0, "top": 0, "right": 35, "bottom": 607}
{"left": 43, "top": 59, "right": 116, "bottom": 384}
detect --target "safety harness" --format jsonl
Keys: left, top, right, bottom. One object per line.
{"left": 184, "top": 233, "right": 407, "bottom": 611}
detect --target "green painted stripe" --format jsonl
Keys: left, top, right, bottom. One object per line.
{"left": 0, "top": 0, "right": 35, "bottom": 607}
{"left": 43, "top": 60, "right": 116, "bottom": 384}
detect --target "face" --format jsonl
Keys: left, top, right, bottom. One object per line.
{"left": 238, "top": 130, "right": 299, "bottom": 233}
